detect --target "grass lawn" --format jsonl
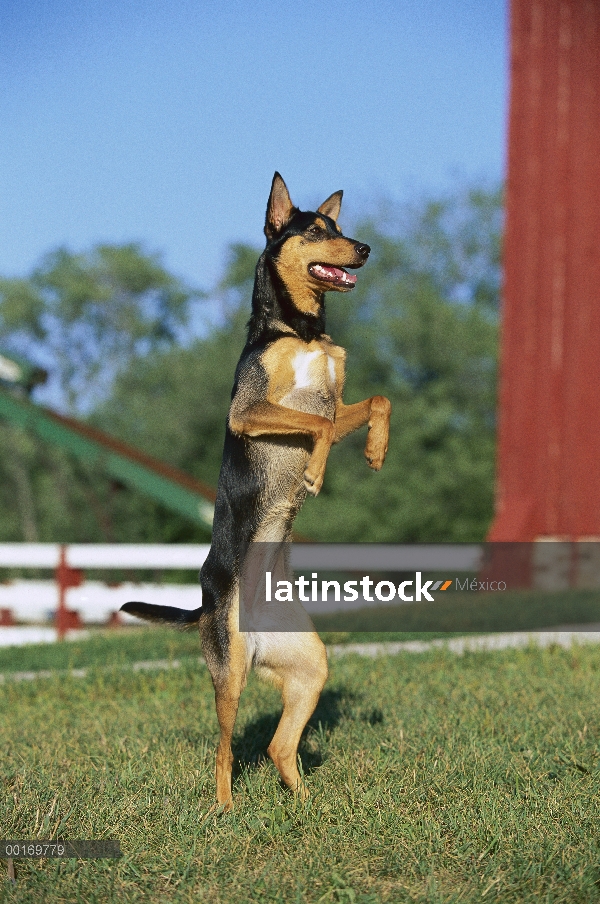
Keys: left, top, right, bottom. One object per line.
{"left": 0, "top": 629, "right": 458, "bottom": 676}
{"left": 1, "top": 631, "right": 600, "bottom": 902}
{"left": 312, "top": 590, "right": 600, "bottom": 634}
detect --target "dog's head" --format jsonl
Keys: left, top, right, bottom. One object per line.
{"left": 263, "top": 173, "right": 370, "bottom": 315}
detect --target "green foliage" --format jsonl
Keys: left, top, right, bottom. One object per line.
{"left": 0, "top": 185, "right": 501, "bottom": 542}
{"left": 0, "top": 244, "right": 206, "bottom": 542}
{"left": 0, "top": 243, "right": 203, "bottom": 412}
{"left": 218, "top": 242, "right": 260, "bottom": 291}
{"left": 0, "top": 277, "right": 46, "bottom": 338}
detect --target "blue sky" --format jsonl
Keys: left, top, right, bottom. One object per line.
{"left": 1, "top": 0, "right": 507, "bottom": 292}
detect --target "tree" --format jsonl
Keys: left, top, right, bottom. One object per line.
{"left": 0, "top": 244, "right": 205, "bottom": 542}
{"left": 0, "top": 185, "right": 501, "bottom": 543}
{"left": 0, "top": 243, "right": 203, "bottom": 413}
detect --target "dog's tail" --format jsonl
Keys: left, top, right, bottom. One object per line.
{"left": 120, "top": 601, "right": 203, "bottom": 629}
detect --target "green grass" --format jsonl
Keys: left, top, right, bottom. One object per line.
{"left": 312, "top": 590, "right": 600, "bottom": 634}
{"left": 0, "top": 628, "right": 203, "bottom": 675}
{"left": 2, "top": 633, "right": 600, "bottom": 902}
{"left": 0, "top": 629, "right": 457, "bottom": 676}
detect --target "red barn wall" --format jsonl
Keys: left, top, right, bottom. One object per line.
{"left": 489, "top": 0, "right": 600, "bottom": 541}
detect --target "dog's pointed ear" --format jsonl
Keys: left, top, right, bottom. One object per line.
{"left": 265, "top": 173, "right": 296, "bottom": 240}
{"left": 317, "top": 190, "right": 343, "bottom": 223}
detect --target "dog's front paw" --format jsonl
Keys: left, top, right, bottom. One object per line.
{"left": 364, "top": 441, "right": 387, "bottom": 470}
{"left": 365, "top": 397, "right": 391, "bottom": 470}
{"left": 364, "top": 422, "right": 389, "bottom": 470}
{"left": 365, "top": 421, "right": 389, "bottom": 471}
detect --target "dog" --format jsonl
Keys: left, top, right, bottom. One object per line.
{"left": 122, "top": 173, "right": 391, "bottom": 809}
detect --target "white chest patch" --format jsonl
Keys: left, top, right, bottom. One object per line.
{"left": 291, "top": 350, "right": 322, "bottom": 389}
{"left": 327, "top": 355, "right": 336, "bottom": 386}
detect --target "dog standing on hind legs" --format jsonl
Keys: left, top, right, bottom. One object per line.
{"left": 121, "top": 173, "right": 391, "bottom": 810}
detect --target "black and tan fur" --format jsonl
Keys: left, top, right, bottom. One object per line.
{"left": 122, "top": 173, "right": 391, "bottom": 809}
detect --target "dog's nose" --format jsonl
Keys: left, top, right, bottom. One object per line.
{"left": 355, "top": 243, "right": 370, "bottom": 259}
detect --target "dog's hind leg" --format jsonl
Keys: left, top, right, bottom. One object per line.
{"left": 214, "top": 689, "right": 242, "bottom": 808}
{"left": 202, "top": 624, "right": 249, "bottom": 811}
{"left": 256, "top": 633, "right": 328, "bottom": 796}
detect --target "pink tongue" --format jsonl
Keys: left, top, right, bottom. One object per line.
{"left": 338, "top": 270, "right": 357, "bottom": 285}
{"left": 313, "top": 265, "right": 356, "bottom": 285}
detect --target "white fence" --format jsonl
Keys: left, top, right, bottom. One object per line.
{"left": 0, "top": 544, "right": 211, "bottom": 626}
{"left": 0, "top": 543, "right": 211, "bottom": 570}
{"left": 0, "top": 580, "right": 206, "bottom": 625}
{"left": 0, "top": 543, "right": 482, "bottom": 571}
{"left": 0, "top": 543, "right": 483, "bottom": 627}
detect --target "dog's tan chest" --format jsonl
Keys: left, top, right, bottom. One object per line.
{"left": 261, "top": 337, "right": 345, "bottom": 416}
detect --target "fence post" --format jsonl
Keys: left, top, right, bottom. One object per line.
{"left": 55, "top": 545, "right": 83, "bottom": 640}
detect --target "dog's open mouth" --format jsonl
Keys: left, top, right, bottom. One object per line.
{"left": 308, "top": 263, "right": 357, "bottom": 288}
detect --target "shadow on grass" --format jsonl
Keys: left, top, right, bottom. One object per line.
{"left": 231, "top": 687, "right": 353, "bottom": 778}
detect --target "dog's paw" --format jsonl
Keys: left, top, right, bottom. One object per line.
{"left": 364, "top": 427, "right": 389, "bottom": 470}
{"left": 364, "top": 449, "right": 386, "bottom": 470}
{"left": 304, "top": 468, "right": 324, "bottom": 496}
{"left": 365, "top": 397, "right": 391, "bottom": 470}
{"left": 294, "top": 782, "right": 310, "bottom": 802}
{"left": 209, "top": 798, "right": 233, "bottom": 815}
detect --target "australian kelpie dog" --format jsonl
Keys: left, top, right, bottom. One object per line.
{"left": 122, "top": 174, "right": 391, "bottom": 809}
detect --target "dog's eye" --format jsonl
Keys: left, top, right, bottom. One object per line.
{"left": 307, "top": 224, "right": 322, "bottom": 236}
